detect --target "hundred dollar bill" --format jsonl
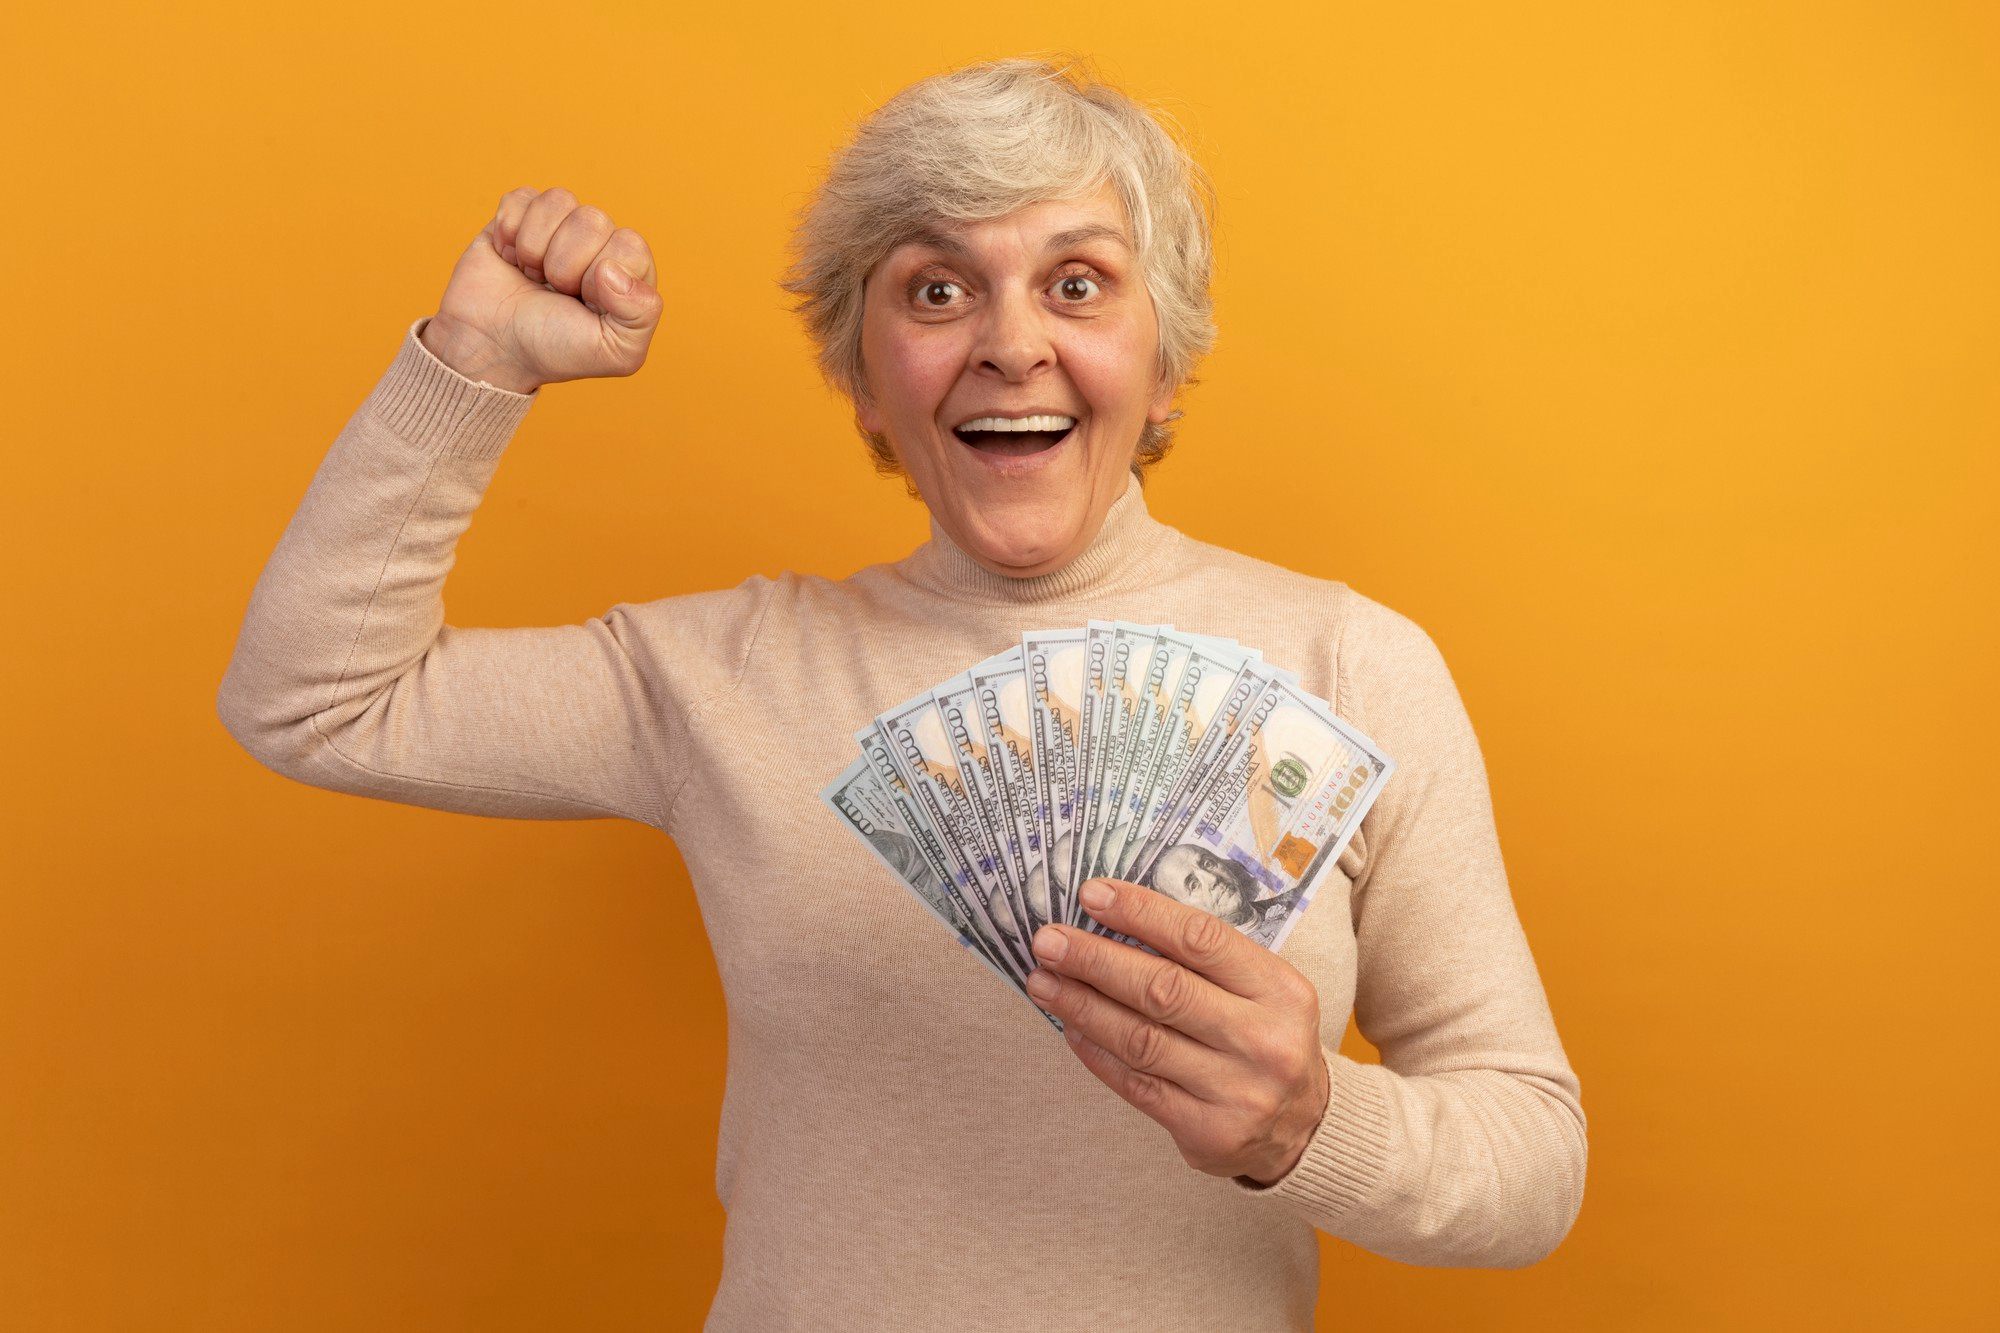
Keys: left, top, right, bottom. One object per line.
{"left": 1096, "top": 660, "right": 1278, "bottom": 947}
{"left": 1092, "top": 630, "right": 1198, "bottom": 884}
{"left": 1123, "top": 659, "right": 1277, "bottom": 887}
{"left": 1127, "top": 676, "right": 1396, "bottom": 953}
{"left": 1101, "top": 632, "right": 1258, "bottom": 883}
{"left": 867, "top": 697, "right": 1034, "bottom": 979}
{"left": 1077, "top": 622, "right": 1173, "bottom": 902}
{"left": 967, "top": 650, "right": 1054, "bottom": 935}
{"left": 827, "top": 625, "right": 1395, "bottom": 1031}
{"left": 1067, "top": 622, "right": 1118, "bottom": 922}
{"left": 851, "top": 722, "right": 1014, "bottom": 970}
{"left": 851, "top": 721, "right": 1060, "bottom": 1003}
{"left": 820, "top": 757, "right": 1047, "bottom": 1018}
{"left": 1071, "top": 621, "right": 1177, "bottom": 921}
{"left": 1098, "top": 626, "right": 1256, "bottom": 875}
{"left": 934, "top": 661, "right": 1039, "bottom": 951}
{"left": 1021, "top": 628, "right": 1088, "bottom": 929}
{"left": 1072, "top": 622, "right": 1140, "bottom": 903}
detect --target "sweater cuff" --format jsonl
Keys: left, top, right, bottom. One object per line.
{"left": 1229, "top": 1049, "right": 1393, "bottom": 1224}
{"left": 362, "top": 316, "right": 540, "bottom": 462}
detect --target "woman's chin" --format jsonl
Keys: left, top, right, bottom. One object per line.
{"left": 958, "top": 515, "right": 1086, "bottom": 577}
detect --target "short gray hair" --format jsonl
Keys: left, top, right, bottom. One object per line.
{"left": 781, "top": 56, "right": 1218, "bottom": 479}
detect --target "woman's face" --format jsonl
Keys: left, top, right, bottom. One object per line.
{"left": 1151, "top": 845, "right": 1252, "bottom": 924}
{"left": 856, "top": 184, "right": 1175, "bottom": 578}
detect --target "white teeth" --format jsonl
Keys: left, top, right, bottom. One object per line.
{"left": 956, "top": 415, "right": 1077, "bottom": 433}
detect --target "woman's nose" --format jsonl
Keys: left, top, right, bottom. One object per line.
{"left": 971, "top": 286, "right": 1055, "bottom": 381}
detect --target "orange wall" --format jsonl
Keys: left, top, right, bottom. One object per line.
{"left": 5, "top": 3, "right": 1996, "bottom": 1328}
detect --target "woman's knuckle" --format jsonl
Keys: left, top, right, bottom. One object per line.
{"left": 1182, "top": 910, "right": 1230, "bottom": 962}
{"left": 1275, "top": 969, "right": 1317, "bottom": 1011}
{"left": 1125, "top": 1070, "right": 1166, "bottom": 1111}
{"left": 1271, "top": 1044, "right": 1309, "bottom": 1088}
{"left": 1246, "top": 1025, "right": 1290, "bottom": 1070}
{"left": 1124, "top": 1020, "right": 1168, "bottom": 1073}
{"left": 1143, "top": 964, "right": 1192, "bottom": 1022}
{"left": 1063, "top": 947, "right": 1106, "bottom": 992}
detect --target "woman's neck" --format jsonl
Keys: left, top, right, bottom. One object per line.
{"left": 898, "top": 473, "right": 1182, "bottom": 605}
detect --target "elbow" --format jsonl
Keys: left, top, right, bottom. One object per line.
{"left": 214, "top": 659, "right": 324, "bottom": 777}
{"left": 216, "top": 665, "right": 274, "bottom": 764}
{"left": 1314, "top": 1064, "right": 1590, "bottom": 1272}
{"left": 1480, "top": 1096, "right": 1589, "bottom": 1270}
{"left": 217, "top": 681, "right": 287, "bottom": 776}
{"left": 1391, "top": 1078, "right": 1588, "bottom": 1271}
{"left": 1484, "top": 1179, "right": 1585, "bottom": 1271}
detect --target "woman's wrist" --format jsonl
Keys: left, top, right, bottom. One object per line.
{"left": 1239, "top": 1049, "right": 1333, "bottom": 1186}
{"left": 420, "top": 314, "right": 541, "bottom": 394}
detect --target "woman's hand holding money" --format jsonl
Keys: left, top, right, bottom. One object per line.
{"left": 1026, "top": 878, "right": 1331, "bottom": 1186}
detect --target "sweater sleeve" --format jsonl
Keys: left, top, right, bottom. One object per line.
{"left": 1231, "top": 592, "right": 1588, "bottom": 1268}
{"left": 216, "top": 316, "right": 752, "bottom": 829}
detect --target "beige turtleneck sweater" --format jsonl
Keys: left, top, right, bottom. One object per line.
{"left": 217, "top": 316, "right": 1587, "bottom": 1330}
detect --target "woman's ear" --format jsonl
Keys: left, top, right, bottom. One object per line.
{"left": 1147, "top": 375, "right": 1178, "bottom": 425}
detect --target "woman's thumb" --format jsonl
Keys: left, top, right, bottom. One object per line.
{"left": 597, "top": 263, "right": 655, "bottom": 325}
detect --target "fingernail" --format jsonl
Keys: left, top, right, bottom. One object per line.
{"left": 1026, "top": 968, "right": 1059, "bottom": 1000}
{"left": 501, "top": 243, "right": 516, "bottom": 264}
{"left": 1032, "top": 926, "right": 1068, "bottom": 962}
{"left": 603, "top": 264, "right": 632, "bottom": 294}
{"left": 1081, "top": 880, "right": 1115, "bottom": 912}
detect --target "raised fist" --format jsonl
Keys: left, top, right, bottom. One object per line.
{"left": 423, "top": 186, "right": 661, "bottom": 393}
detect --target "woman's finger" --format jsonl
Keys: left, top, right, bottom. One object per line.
{"left": 1080, "top": 878, "right": 1310, "bottom": 1010}
{"left": 1061, "top": 1023, "right": 1211, "bottom": 1136}
{"left": 1026, "top": 967, "right": 1233, "bottom": 1099}
{"left": 540, "top": 203, "right": 619, "bottom": 297}
{"left": 1031, "top": 922, "right": 1254, "bottom": 1052}
{"left": 488, "top": 185, "right": 540, "bottom": 262}
{"left": 511, "top": 186, "right": 581, "bottom": 284}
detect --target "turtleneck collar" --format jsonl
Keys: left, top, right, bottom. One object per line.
{"left": 896, "top": 472, "right": 1184, "bottom": 605}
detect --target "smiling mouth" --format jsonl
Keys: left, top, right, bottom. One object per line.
{"left": 952, "top": 416, "right": 1078, "bottom": 457}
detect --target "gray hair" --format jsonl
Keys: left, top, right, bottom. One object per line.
{"left": 781, "top": 56, "right": 1218, "bottom": 479}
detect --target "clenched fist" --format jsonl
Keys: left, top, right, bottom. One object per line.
{"left": 421, "top": 186, "right": 662, "bottom": 394}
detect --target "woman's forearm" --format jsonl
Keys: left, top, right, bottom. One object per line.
{"left": 1248, "top": 1048, "right": 1587, "bottom": 1268}
{"left": 1226, "top": 588, "right": 1590, "bottom": 1266}
{"left": 215, "top": 317, "right": 672, "bottom": 825}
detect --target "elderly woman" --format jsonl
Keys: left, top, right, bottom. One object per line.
{"left": 219, "top": 58, "right": 1586, "bottom": 1330}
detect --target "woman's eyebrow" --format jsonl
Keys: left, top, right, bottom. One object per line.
{"left": 1043, "top": 224, "right": 1132, "bottom": 254}
{"left": 898, "top": 228, "right": 973, "bottom": 263}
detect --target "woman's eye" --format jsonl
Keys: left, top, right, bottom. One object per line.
{"left": 1055, "top": 275, "right": 1100, "bottom": 302}
{"left": 920, "top": 281, "right": 962, "bottom": 306}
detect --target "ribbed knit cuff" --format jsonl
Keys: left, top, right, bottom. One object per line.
{"left": 362, "top": 316, "right": 539, "bottom": 462}
{"left": 1229, "top": 1049, "right": 1393, "bottom": 1224}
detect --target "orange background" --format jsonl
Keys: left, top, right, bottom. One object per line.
{"left": 4, "top": 2, "right": 1996, "bottom": 1328}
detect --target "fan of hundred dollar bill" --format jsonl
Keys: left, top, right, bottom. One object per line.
{"left": 821, "top": 622, "right": 1396, "bottom": 1028}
